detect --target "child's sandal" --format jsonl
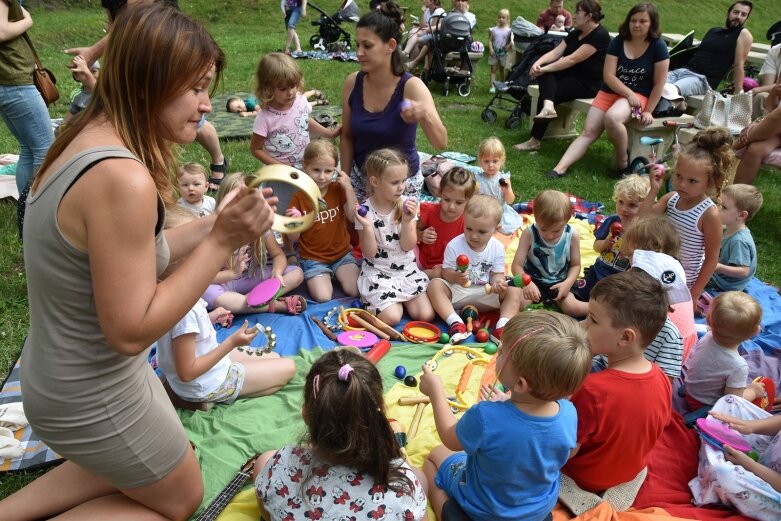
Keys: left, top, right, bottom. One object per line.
{"left": 270, "top": 295, "right": 307, "bottom": 315}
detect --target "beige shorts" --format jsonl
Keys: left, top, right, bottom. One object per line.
{"left": 443, "top": 280, "right": 501, "bottom": 312}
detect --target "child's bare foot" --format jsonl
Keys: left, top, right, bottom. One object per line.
{"left": 480, "top": 384, "right": 509, "bottom": 402}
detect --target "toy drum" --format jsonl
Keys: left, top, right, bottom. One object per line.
{"left": 402, "top": 321, "right": 441, "bottom": 343}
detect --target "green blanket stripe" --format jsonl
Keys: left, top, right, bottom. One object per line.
{"left": 184, "top": 342, "right": 477, "bottom": 517}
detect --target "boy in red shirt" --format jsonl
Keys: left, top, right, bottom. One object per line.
{"left": 562, "top": 270, "right": 671, "bottom": 511}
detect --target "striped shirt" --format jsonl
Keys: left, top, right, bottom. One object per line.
{"left": 666, "top": 194, "right": 715, "bottom": 288}
{"left": 593, "top": 317, "right": 683, "bottom": 378}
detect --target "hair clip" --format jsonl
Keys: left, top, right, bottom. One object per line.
{"left": 338, "top": 364, "right": 354, "bottom": 381}
{"left": 312, "top": 374, "right": 321, "bottom": 399}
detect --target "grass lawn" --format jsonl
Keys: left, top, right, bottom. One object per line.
{"left": 1, "top": 0, "right": 781, "bottom": 502}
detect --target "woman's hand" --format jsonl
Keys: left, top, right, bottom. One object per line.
{"left": 639, "top": 111, "right": 654, "bottom": 126}
{"left": 212, "top": 186, "right": 276, "bottom": 252}
{"left": 399, "top": 98, "right": 430, "bottom": 125}
{"left": 530, "top": 60, "right": 543, "bottom": 79}
{"left": 626, "top": 93, "right": 642, "bottom": 111}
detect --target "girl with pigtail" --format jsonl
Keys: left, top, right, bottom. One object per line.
{"left": 254, "top": 348, "right": 428, "bottom": 521}
{"left": 641, "top": 126, "right": 735, "bottom": 303}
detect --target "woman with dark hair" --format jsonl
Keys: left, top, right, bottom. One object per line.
{"left": 513, "top": 0, "right": 610, "bottom": 152}
{"left": 0, "top": 4, "right": 275, "bottom": 519}
{"left": 341, "top": 0, "right": 447, "bottom": 202}
{"left": 547, "top": 2, "right": 669, "bottom": 178}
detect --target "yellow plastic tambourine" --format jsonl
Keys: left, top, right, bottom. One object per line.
{"left": 247, "top": 164, "right": 321, "bottom": 234}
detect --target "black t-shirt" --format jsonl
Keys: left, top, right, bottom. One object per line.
{"left": 687, "top": 26, "right": 742, "bottom": 88}
{"left": 602, "top": 37, "right": 669, "bottom": 97}
{"left": 563, "top": 25, "right": 611, "bottom": 89}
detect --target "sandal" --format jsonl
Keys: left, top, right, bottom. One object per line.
{"left": 270, "top": 295, "right": 307, "bottom": 315}
{"left": 513, "top": 140, "right": 540, "bottom": 152}
{"left": 545, "top": 169, "right": 566, "bottom": 179}
{"left": 208, "top": 157, "right": 229, "bottom": 192}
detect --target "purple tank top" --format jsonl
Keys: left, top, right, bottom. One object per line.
{"left": 349, "top": 72, "right": 420, "bottom": 175}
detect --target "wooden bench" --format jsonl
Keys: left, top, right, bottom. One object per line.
{"left": 526, "top": 84, "right": 696, "bottom": 160}
{"left": 444, "top": 51, "right": 483, "bottom": 85}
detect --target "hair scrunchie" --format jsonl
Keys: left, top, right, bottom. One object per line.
{"left": 338, "top": 364, "right": 354, "bottom": 381}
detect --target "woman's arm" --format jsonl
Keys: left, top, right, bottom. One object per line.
{"left": 641, "top": 58, "right": 670, "bottom": 124}
{"left": 602, "top": 54, "right": 634, "bottom": 99}
{"left": 79, "top": 161, "right": 273, "bottom": 356}
{"left": 339, "top": 73, "right": 357, "bottom": 174}
{"left": 0, "top": 2, "right": 32, "bottom": 42}
{"left": 690, "top": 206, "right": 722, "bottom": 302}
{"left": 540, "top": 43, "right": 596, "bottom": 75}
{"left": 402, "top": 77, "right": 448, "bottom": 150}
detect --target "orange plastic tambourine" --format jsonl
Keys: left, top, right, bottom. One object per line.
{"left": 402, "top": 321, "right": 441, "bottom": 343}
{"left": 337, "top": 308, "right": 366, "bottom": 331}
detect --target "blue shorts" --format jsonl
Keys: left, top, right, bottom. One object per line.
{"left": 285, "top": 8, "right": 301, "bottom": 29}
{"left": 435, "top": 452, "right": 468, "bottom": 499}
{"left": 299, "top": 251, "right": 359, "bottom": 280}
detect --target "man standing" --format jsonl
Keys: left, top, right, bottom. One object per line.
{"left": 662, "top": 1, "right": 753, "bottom": 107}
{"left": 537, "top": 0, "right": 572, "bottom": 32}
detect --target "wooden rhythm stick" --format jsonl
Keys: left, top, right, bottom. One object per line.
{"left": 408, "top": 403, "right": 426, "bottom": 440}
{"left": 398, "top": 396, "right": 431, "bottom": 406}
{"left": 355, "top": 309, "right": 403, "bottom": 340}
{"left": 349, "top": 313, "right": 390, "bottom": 340}
{"left": 310, "top": 316, "right": 337, "bottom": 342}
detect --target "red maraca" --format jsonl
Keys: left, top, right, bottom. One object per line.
{"left": 610, "top": 222, "right": 623, "bottom": 238}
{"left": 456, "top": 254, "right": 471, "bottom": 287}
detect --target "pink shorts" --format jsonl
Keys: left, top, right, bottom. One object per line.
{"left": 592, "top": 90, "right": 649, "bottom": 112}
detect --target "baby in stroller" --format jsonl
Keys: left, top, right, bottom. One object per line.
{"left": 417, "top": 5, "right": 475, "bottom": 96}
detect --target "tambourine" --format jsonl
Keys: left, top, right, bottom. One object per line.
{"left": 247, "top": 164, "right": 321, "bottom": 234}
{"left": 402, "top": 321, "right": 441, "bottom": 343}
{"left": 337, "top": 330, "right": 379, "bottom": 349}
{"left": 695, "top": 417, "right": 751, "bottom": 453}
{"left": 752, "top": 376, "right": 775, "bottom": 412}
{"left": 338, "top": 308, "right": 366, "bottom": 331}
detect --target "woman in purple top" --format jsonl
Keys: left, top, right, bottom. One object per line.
{"left": 341, "top": 0, "right": 447, "bottom": 202}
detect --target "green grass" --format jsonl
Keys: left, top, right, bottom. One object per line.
{"left": 2, "top": 0, "right": 781, "bottom": 503}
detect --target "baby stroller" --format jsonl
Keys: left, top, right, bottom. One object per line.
{"left": 308, "top": 1, "right": 352, "bottom": 52}
{"left": 422, "top": 12, "right": 474, "bottom": 97}
{"left": 481, "top": 33, "right": 562, "bottom": 129}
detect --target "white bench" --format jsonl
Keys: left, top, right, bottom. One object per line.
{"left": 526, "top": 84, "right": 696, "bottom": 160}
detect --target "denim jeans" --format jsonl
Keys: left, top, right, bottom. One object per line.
{"left": 0, "top": 83, "right": 54, "bottom": 193}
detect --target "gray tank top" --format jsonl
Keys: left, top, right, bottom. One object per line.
{"left": 21, "top": 147, "right": 170, "bottom": 427}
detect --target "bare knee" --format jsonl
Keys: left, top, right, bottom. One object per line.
{"left": 378, "top": 305, "right": 403, "bottom": 326}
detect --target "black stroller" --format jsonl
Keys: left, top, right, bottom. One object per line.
{"left": 308, "top": 1, "right": 352, "bottom": 52}
{"left": 422, "top": 12, "right": 474, "bottom": 97}
{"left": 481, "top": 34, "right": 562, "bottom": 129}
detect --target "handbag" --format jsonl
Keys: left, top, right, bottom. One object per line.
{"left": 693, "top": 89, "right": 752, "bottom": 135}
{"left": 22, "top": 33, "right": 60, "bottom": 106}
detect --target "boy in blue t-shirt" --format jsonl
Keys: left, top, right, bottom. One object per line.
{"left": 419, "top": 310, "right": 591, "bottom": 521}
{"left": 709, "top": 184, "right": 763, "bottom": 292}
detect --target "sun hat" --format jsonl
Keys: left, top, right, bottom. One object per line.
{"left": 631, "top": 250, "right": 691, "bottom": 305}
{"left": 661, "top": 83, "right": 684, "bottom": 101}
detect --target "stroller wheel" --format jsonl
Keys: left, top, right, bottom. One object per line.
{"left": 505, "top": 115, "right": 523, "bottom": 130}
{"left": 629, "top": 156, "right": 650, "bottom": 175}
{"left": 457, "top": 82, "right": 471, "bottom": 97}
{"left": 481, "top": 108, "right": 497, "bottom": 123}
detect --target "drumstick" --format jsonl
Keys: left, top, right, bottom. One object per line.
{"left": 349, "top": 314, "right": 391, "bottom": 340}
{"left": 356, "top": 310, "right": 403, "bottom": 340}
{"left": 310, "top": 315, "right": 337, "bottom": 342}
{"left": 398, "top": 396, "right": 431, "bottom": 406}
{"left": 408, "top": 403, "right": 426, "bottom": 440}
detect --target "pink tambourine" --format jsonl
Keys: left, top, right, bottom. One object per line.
{"left": 337, "top": 330, "right": 379, "bottom": 349}
{"left": 246, "top": 278, "right": 283, "bottom": 308}
{"left": 695, "top": 417, "right": 752, "bottom": 452}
